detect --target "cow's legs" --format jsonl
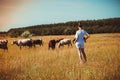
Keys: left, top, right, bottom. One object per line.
{"left": 34, "top": 44, "right": 36, "bottom": 47}
{"left": 20, "top": 46, "right": 21, "bottom": 50}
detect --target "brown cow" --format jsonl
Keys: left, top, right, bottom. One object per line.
{"left": 48, "top": 40, "right": 56, "bottom": 50}
{"left": 48, "top": 38, "right": 64, "bottom": 50}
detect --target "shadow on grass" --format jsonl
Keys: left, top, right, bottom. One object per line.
{"left": 0, "top": 67, "right": 23, "bottom": 80}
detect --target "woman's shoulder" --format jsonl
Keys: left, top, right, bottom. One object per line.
{"left": 82, "top": 29, "right": 88, "bottom": 34}
{"left": 82, "top": 29, "right": 86, "bottom": 32}
{"left": 76, "top": 30, "right": 81, "bottom": 33}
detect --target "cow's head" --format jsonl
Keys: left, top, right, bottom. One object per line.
{"left": 55, "top": 38, "right": 64, "bottom": 43}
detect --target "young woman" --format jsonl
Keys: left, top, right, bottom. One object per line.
{"left": 74, "top": 23, "right": 90, "bottom": 64}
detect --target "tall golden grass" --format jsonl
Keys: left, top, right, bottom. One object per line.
{"left": 0, "top": 34, "right": 120, "bottom": 80}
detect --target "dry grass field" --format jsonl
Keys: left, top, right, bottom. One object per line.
{"left": 0, "top": 33, "right": 120, "bottom": 80}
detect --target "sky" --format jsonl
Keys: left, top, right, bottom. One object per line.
{"left": 0, "top": 0, "right": 120, "bottom": 31}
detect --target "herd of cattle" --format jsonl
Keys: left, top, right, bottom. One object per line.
{"left": 0, "top": 38, "right": 73, "bottom": 51}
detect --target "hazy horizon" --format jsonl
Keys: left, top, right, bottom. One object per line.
{"left": 1, "top": 17, "right": 120, "bottom": 32}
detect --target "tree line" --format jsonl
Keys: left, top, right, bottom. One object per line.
{"left": 6, "top": 18, "right": 120, "bottom": 37}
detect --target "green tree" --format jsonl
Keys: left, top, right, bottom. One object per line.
{"left": 64, "top": 27, "right": 71, "bottom": 35}
{"left": 21, "top": 31, "right": 33, "bottom": 38}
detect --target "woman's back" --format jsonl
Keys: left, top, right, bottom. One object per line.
{"left": 75, "top": 29, "right": 87, "bottom": 44}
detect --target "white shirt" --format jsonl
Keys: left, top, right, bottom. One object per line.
{"left": 75, "top": 29, "right": 88, "bottom": 44}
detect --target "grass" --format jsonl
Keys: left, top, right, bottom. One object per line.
{"left": 0, "top": 33, "right": 120, "bottom": 80}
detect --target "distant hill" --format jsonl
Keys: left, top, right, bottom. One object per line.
{"left": 0, "top": 32, "right": 8, "bottom": 37}
{"left": 5, "top": 18, "right": 120, "bottom": 37}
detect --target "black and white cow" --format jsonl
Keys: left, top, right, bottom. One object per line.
{"left": 0, "top": 39, "right": 8, "bottom": 51}
{"left": 58, "top": 39, "right": 72, "bottom": 48}
{"left": 32, "top": 39, "right": 43, "bottom": 47}
{"left": 12, "top": 39, "right": 32, "bottom": 49}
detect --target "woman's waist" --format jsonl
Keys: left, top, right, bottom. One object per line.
{"left": 75, "top": 41, "right": 84, "bottom": 44}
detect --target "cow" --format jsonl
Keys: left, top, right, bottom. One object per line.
{"left": 48, "top": 38, "right": 64, "bottom": 50}
{"left": 48, "top": 39, "right": 56, "bottom": 50}
{"left": 32, "top": 39, "right": 43, "bottom": 47}
{"left": 58, "top": 39, "right": 72, "bottom": 48}
{"left": 0, "top": 39, "right": 8, "bottom": 51}
{"left": 55, "top": 38, "right": 64, "bottom": 43}
{"left": 12, "top": 39, "right": 32, "bottom": 49}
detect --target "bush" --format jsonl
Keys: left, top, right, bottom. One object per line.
{"left": 21, "top": 31, "right": 33, "bottom": 38}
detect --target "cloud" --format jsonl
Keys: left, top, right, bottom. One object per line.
{"left": 0, "top": 0, "right": 29, "bottom": 31}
